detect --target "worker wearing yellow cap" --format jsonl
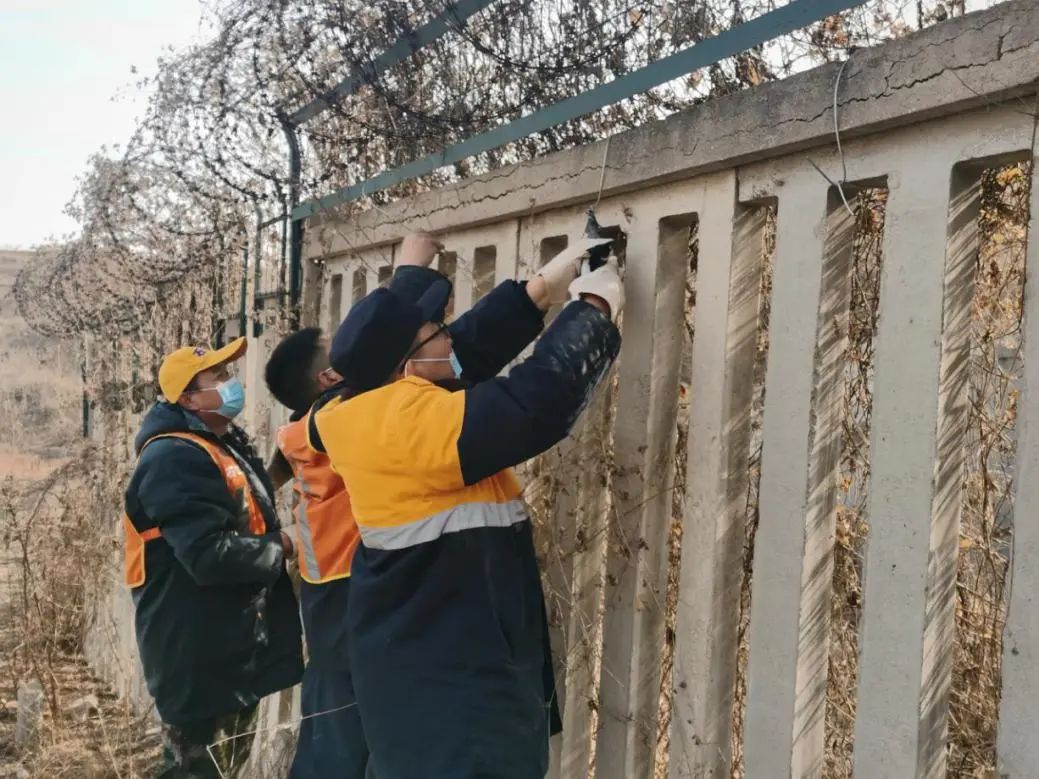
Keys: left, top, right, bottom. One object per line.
{"left": 122, "top": 337, "right": 303, "bottom": 778}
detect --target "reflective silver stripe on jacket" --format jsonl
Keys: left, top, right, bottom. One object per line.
{"left": 360, "top": 499, "right": 528, "bottom": 550}
{"left": 295, "top": 476, "right": 321, "bottom": 579}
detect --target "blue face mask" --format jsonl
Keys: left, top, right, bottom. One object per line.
{"left": 409, "top": 349, "right": 463, "bottom": 380}
{"left": 448, "top": 350, "right": 463, "bottom": 380}
{"left": 214, "top": 377, "right": 246, "bottom": 419}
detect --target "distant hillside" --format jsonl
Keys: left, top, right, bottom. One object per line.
{"left": 0, "top": 251, "right": 24, "bottom": 313}
{"left": 0, "top": 250, "right": 81, "bottom": 478}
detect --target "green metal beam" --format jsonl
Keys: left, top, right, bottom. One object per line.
{"left": 282, "top": 0, "right": 500, "bottom": 315}
{"left": 287, "top": 0, "right": 500, "bottom": 126}
{"left": 292, "top": 0, "right": 867, "bottom": 222}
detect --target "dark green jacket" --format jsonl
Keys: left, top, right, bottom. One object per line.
{"left": 124, "top": 402, "right": 303, "bottom": 726}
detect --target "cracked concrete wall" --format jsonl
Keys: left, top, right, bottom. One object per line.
{"left": 313, "top": 135, "right": 1039, "bottom": 779}
{"left": 83, "top": 4, "right": 1038, "bottom": 778}
{"left": 296, "top": 4, "right": 1039, "bottom": 778}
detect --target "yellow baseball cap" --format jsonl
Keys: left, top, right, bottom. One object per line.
{"left": 158, "top": 337, "right": 248, "bottom": 403}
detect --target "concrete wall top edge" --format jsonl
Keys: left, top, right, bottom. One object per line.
{"left": 305, "top": 0, "right": 1037, "bottom": 258}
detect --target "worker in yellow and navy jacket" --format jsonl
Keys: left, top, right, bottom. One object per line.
{"left": 264, "top": 326, "right": 365, "bottom": 779}
{"left": 123, "top": 339, "right": 303, "bottom": 778}
{"left": 263, "top": 233, "right": 450, "bottom": 778}
{"left": 311, "top": 233, "right": 624, "bottom": 778}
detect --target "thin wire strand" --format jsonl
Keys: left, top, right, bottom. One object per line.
{"left": 832, "top": 58, "right": 854, "bottom": 217}
{"left": 834, "top": 59, "right": 850, "bottom": 183}
{"left": 806, "top": 157, "right": 842, "bottom": 190}
{"left": 593, "top": 135, "right": 612, "bottom": 210}
{"left": 360, "top": 180, "right": 396, "bottom": 223}
{"left": 205, "top": 701, "right": 358, "bottom": 779}
{"left": 805, "top": 58, "right": 854, "bottom": 217}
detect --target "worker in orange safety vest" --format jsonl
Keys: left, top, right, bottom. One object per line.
{"left": 264, "top": 233, "right": 450, "bottom": 778}
{"left": 265, "top": 326, "right": 366, "bottom": 778}
{"left": 123, "top": 338, "right": 302, "bottom": 778}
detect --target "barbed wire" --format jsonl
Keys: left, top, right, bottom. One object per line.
{"left": 14, "top": 0, "right": 968, "bottom": 339}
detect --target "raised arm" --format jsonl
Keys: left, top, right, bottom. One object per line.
{"left": 455, "top": 294, "right": 620, "bottom": 485}
{"left": 390, "top": 233, "right": 613, "bottom": 382}
{"left": 399, "top": 262, "right": 624, "bottom": 488}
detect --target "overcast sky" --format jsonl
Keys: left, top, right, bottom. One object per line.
{"left": 0, "top": 1, "right": 211, "bottom": 248}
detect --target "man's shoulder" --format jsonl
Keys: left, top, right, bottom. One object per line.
{"left": 317, "top": 379, "right": 463, "bottom": 461}
{"left": 127, "top": 434, "right": 226, "bottom": 511}
{"left": 136, "top": 434, "right": 218, "bottom": 474}
{"left": 276, "top": 415, "right": 309, "bottom": 447}
{"left": 319, "top": 378, "right": 448, "bottom": 419}
{"left": 358, "top": 378, "right": 458, "bottom": 421}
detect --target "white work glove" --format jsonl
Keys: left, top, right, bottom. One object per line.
{"left": 568, "top": 259, "right": 624, "bottom": 322}
{"left": 537, "top": 238, "right": 613, "bottom": 304}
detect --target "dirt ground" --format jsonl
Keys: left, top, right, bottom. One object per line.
{"left": 0, "top": 547, "right": 162, "bottom": 779}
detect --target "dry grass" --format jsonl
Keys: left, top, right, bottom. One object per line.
{"left": 0, "top": 252, "right": 160, "bottom": 778}
{"left": 0, "top": 453, "right": 67, "bottom": 482}
{"left": 730, "top": 205, "right": 776, "bottom": 777}
{"left": 943, "top": 163, "right": 1029, "bottom": 777}
{"left": 0, "top": 451, "right": 163, "bottom": 777}
{"left": 0, "top": 459, "right": 162, "bottom": 778}
{"left": 0, "top": 649, "right": 161, "bottom": 778}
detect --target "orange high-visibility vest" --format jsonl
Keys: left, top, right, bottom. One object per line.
{"left": 123, "top": 431, "right": 267, "bottom": 588}
{"left": 277, "top": 413, "right": 359, "bottom": 584}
